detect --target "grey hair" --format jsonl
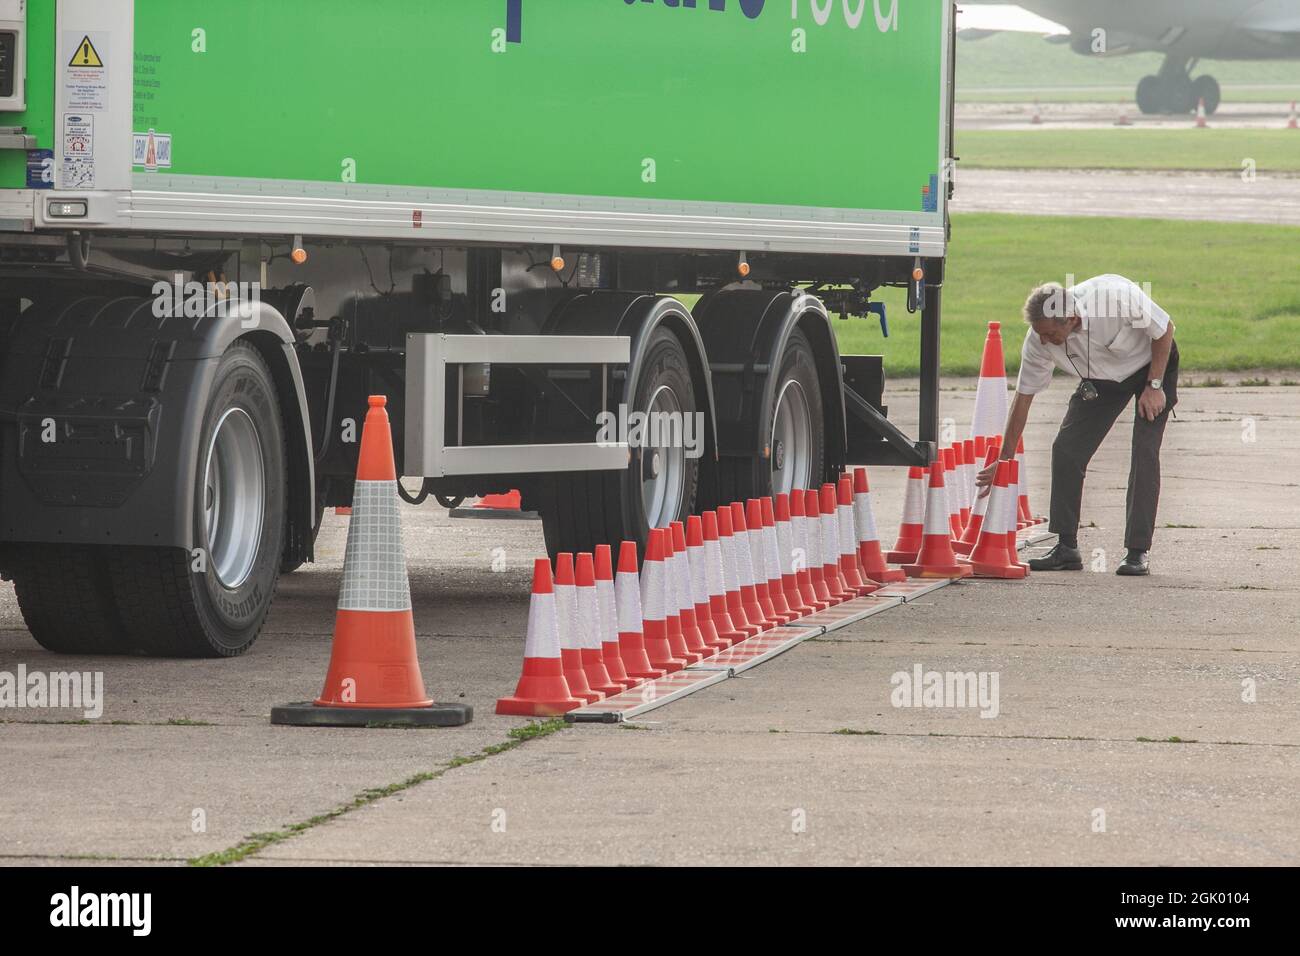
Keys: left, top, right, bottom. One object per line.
{"left": 1023, "top": 283, "right": 1073, "bottom": 325}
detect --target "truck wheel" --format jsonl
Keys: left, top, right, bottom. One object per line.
{"left": 717, "top": 327, "right": 824, "bottom": 503}
{"left": 541, "top": 327, "right": 699, "bottom": 555}
{"left": 110, "top": 341, "right": 287, "bottom": 657}
{"left": 11, "top": 545, "right": 131, "bottom": 654}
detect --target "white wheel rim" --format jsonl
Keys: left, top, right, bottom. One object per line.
{"left": 202, "top": 407, "right": 265, "bottom": 589}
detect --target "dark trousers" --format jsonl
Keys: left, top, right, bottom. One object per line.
{"left": 1049, "top": 343, "right": 1179, "bottom": 552}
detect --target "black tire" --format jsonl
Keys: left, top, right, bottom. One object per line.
{"left": 109, "top": 341, "right": 286, "bottom": 657}
{"left": 280, "top": 499, "right": 324, "bottom": 574}
{"left": 11, "top": 545, "right": 131, "bottom": 654}
{"left": 1136, "top": 76, "right": 1161, "bottom": 115}
{"left": 540, "top": 326, "right": 699, "bottom": 557}
{"left": 716, "top": 327, "right": 825, "bottom": 504}
{"left": 1192, "top": 75, "right": 1221, "bottom": 116}
{"left": 435, "top": 494, "right": 465, "bottom": 510}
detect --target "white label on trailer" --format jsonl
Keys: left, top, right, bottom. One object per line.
{"left": 63, "top": 113, "right": 94, "bottom": 159}
{"left": 62, "top": 30, "right": 109, "bottom": 111}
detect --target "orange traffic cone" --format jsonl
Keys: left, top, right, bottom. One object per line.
{"left": 942, "top": 447, "right": 964, "bottom": 539}
{"left": 1288, "top": 102, "right": 1298, "bottom": 130}
{"left": 885, "top": 466, "right": 927, "bottom": 563}
{"left": 686, "top": 515, "right": 729, "bottom": 651}
{"left": 493, "top": 559, "right": 584, "bottom": 717}
{"left": 556, "top": 553, "right": 602, "bottom": 704}
{"left": 903, "top": 462, "right": 974, "bottom": 579}
{"left": 837, "top": 475, "right": 876, "bottom": 595}
{"left": 615, "top": 541, "right": 665, "bottom": 681}
{"left": 671, "top": 521, "right": 711, "bottom": 661}
{"left": 819, "top": 484, "right": 854, "bottom": 601}
{"left": 851, "top": 467, "right": 905, "bottom": 584}
{"left": 967, "top": 461, "right": 1027, "bottom": 579}
{"left": 962, "top": 440, "right": 977, "bottom": 523}
{"left": 802, "top": 488, "right": 835, "bottom": 606}
{"left": 641, "top": 528, "right": 687, "bottom": 674}
{"left": 1031, "top": 98, "right": 1043, "bottom": 125}
{"left": 576, "top": 552, "right": 626, "bottom": 696}
{"left": 273, "top": 396, "right": 471, "bottom": 727}
{"left": 1005, "top": 459, "right": 1031, "bottom": 572}
{"left": 955, "top": 439, "right": 1001, "bottom": 556}
{"left": 952, "top": 443, "right": 972, "bottom": 532}
{"left": 971, "top": 322, "right": 1010, "bottom": 441}
{"left": 759, "top": 497, "right": 798, "bottom": 622}
{"left": 1015, "top": 436, "right": 1043, "bottom": 526}
{"left": 595, "top": 545, "right": 638, "bottom": 690}
{"left": 790, "top": 489, "right": 829, "bottom": 611}
{"left": 746, "top": 499, "right": 781, "bottom": 626}
{"left": 1195, "top": 97, "right": 1208, "bottom": 128}
{"left": 1114, "top": 99, "right": 1133, "bottom": 127}
{"left": 702, "top": 510, "right": 746, "bottom": 644}
{"left": 775, "top": 493, "right": 815, "bottom": 615}
{"left": 661, "top": 530, "right": 702, "bottom": 664}
{"left": 729, "top": 502, "right": 770, "bottom": 632}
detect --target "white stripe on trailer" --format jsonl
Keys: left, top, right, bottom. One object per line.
{"left": 337, "top": 479, "right": 412, "bottom": 612}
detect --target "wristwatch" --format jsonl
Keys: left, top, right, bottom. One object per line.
{"left": 1149, "top": 378, "right": 1163, "bottom": 390}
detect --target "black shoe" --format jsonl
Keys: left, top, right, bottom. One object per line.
{"left": 1028, "top": 543, "right": 1083, "bottom": 571}
{"left": 1116, "top": 550, "right": 1149, "bottom": 576}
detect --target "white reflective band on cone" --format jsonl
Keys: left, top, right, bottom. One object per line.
{"left": 704, "top": 538, "right": 726, "bottom": 598}
{"left": 837, "top": 503, "right": 856, "bottom": 559}
{"left": 901, "top": 476, "right": 926, "bottom": 523}
{"left": 854, "top": 491, "right": 880, "bottom": 544}
{"left": 337, "top": 480, "right": 412, "bottom": 612}
{"left": 923, "top": 486, "right": 950, "bottom": 536}
{"left": 556, "top": 583, "right": 579, "bottom": 649}
{"left": 734, "top": 528, "right": 756, "bottom": 587}
{"left": 820, "top": 510, "right": 838, "bottom": 564}
{"left": 805, "top": 511, "right": 822, "bottom": 569}
{"left": 616, "top": 570, "right": 643, "bottom": 633}
{"left": 640, "top": 560, "right": 665, "bottom": 622}
{"left": 688, "top": 546, "right": 709, "bottom": 605}
{"left": 762, "top": 523, "right": 782, "bottom": 583}
{"left": 971, "top": 375, "right": 1009, "bottom": 440}
{"left": 747, "top": 527, "right": 766, "bottom": 587}
{"left": 999, "top": 476, "right": 1015, "bottom": 536}
{"left": 523, "top": 591, "right": 561, "bottom": 660}
{"left": 576, "top": 584, "right": 602, "bottom": 650}
{"left": 776, "top": 518, "right": 795, "bottom": 576}
{"left": 719, "top": 532, "right": 740, "bottom": 592}
{"left": 597, "top": 578, "right": 618, "bottom": 646}
{"left": 672, "top": 549, "right": 693, "bottom": 615}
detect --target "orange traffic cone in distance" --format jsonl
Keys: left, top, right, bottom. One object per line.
{"left": 594, "top": 547, "right": 638, "bottom": 691}
{"left": 686, "top": 515, "right": 728, "bottom": 651}
{"left": 942, "top": 447, "right": 964, "bottom": 539}
{"left": 968, "top": 461, "right": 1027, "bottom": 579}
{"left": 851, "top": 467, "right": 905, "bottom": 584}
{"left": 273, "top": 395, "right": 471, "bottom": 727}
{"left": 615, "top": 541, "right": 665, "bottom": 680}
{"left": 495, "top": 558, "right": 584, "bottom": 716}
{"left": 971, "top": 322, "right": 1010, "bottom": 441}
{"left": 955, "top": 441, "right": 1001, "bottom": 557}
{"left": 1195, "top": 97, "right": 1208, "bottom": 128}
{"left": 1288, "top": 101, "right": 1298, "bottom": 130}
{"left": 702, "top": 510, "right": 745, "bottom": 644}
{"left": 774, "top": 493, "right": 816, "bottom": 615}
{"left": 903, "top": 462, "right": 973, "bottom": 579}
{"left": 759, "top": 497, "right": 798, "bottom": 622}
{"left": 641, "top": 529, "right": 687, "bottom": 673}
{"left": 837, "top": 475, "right": 875, "bottom": 595}
{"left": 886, "top": 466, "right": 927, "bottom": 563}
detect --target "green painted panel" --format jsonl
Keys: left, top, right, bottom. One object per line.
{"left": 133, "top": 0, "right": 944, "bottom": 214}
{"left": 0, "top": 0, "right": 55, "bottom": 189}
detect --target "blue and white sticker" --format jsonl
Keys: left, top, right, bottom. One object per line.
{"left": 132, "top": 130, "right": 172, "bottom": 171}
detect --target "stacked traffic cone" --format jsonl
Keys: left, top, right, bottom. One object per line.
{"left": 661, "top": 530, "right": 701, "bottom": 664}
{"left": 1288, "top": 102, "right": 1298, "bottom": 130}
{"left": 1195, "top": 97, "right": 1208, "bottom": 128}
{"left": 1015, "top": 435, "right": 1043, "bottom": 526}
{"left": 966, "top": 461, "right": 1027, "bottom": 579}
{"left": 615, "top": 541, "right": 665, "bottom": 681}
{"left": 903, "top": 462, "right": 973, "bottom": 579}
{"left": 686, "top": 516, "right": 729, "bottom": 651}
{"left": 760, "top": 497, "right": 798, "bottom": 622}
{"left": 671, "top": 521, "right": 711, "bottom": 661}
{"left": 804, "top": 488, "right": 836, "bottom": 606}
{"left": 746, "top": 500, "right": 781, "bottom": 626}
{"left": 716, "top": 505, "right": 761, "bottom": 637}
{"left": 730, "top": 502, "right": 771, "bottom": 631}
{"left": 885, "top": 466, "right": 927, "bottom": 564}
{"left": 970, "top": 322, "right": 1010, "bottom": 442}
{"left": 776, "top": 492, "right": 816, "bottom": 615}
{"left": 942, "top": 447, "right": 964, "bottom": 539}
{"left": 575, "top": 553, "right": 625, "bottom": 697}
{"left": 556, "top": 553, "right": 602, "bottom": 704}
{"left": 594, "top": 545, "right": 638, "bottom": 691}
{"left": 851, "top": 467, "right": 905, "bottom": 584}
{"left": 702, "top": 510, "right": 746, "bottom": 644}
{"left": 819, "top": 484, "right": 854, "bottom": 601}
{"left": 955, "top": 439, "right": 1001, "bottom": 557}
{"left": 493, "top": 559, "right": 584, "bottom": 717}
{"left": 952, "top": 444, "right": 972, "bottom": 532}
{"left": 1005, "top": 459, "right": 1031, "bottom": 573}
{"left": 790, "top": 489, "right": 828, "bottom": 611}
{"left": 836, "top": 475, "right": 876, "bottom": 595}
{"left": 640, "top": 528, "right": 686, "bottom": 674}
{"left": 273, "top": 395, "right": 471, "bottom": 728}
{"left": 962, "top": 439, "right": 977, "bottom": 518}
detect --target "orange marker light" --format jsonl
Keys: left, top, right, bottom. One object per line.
{"left": 912, "top": 267, "right": 924, "bottom": 281}
{"left": 738, "top": 261, "right": 751, "bottom": 278}
{"left": 291, "top": 247, "right": 308, "bottom": 265}
{"left": 551, "top": 256, "right": 566, "bottom": 272}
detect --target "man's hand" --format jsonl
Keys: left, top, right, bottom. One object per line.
{"left": 975, "top": 461, "right": 998, "bottom": 498}
{"left": 1138, "top": 386, "right": 1166, "bottom": 422}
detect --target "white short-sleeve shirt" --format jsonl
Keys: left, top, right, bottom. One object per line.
{"left": 1016, "top": 274, "right": 1171, "bottom": 396}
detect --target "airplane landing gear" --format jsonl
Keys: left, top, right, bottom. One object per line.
{"left": 1136, "top": 56, "right": 1219, "bottom": 115}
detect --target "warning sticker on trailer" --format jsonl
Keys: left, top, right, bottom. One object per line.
{"left": 61, "top": 31, "right": 109, "bottom": 112}
{"left": 63, "top": 113, "right": 94, "bottom": 159}
{"left": 132, "top": 130, "right": 172, "bottom": 171}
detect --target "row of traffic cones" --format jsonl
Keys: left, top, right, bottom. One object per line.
{"left": 498, "top": 470, "right": 908, "bottom": 716}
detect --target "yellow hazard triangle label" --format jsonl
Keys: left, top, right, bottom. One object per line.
{"left": 69, "top": 35, "right": 104, "bottom": 68}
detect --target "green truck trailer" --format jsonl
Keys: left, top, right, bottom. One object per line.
{"left": 0, "top": 0, "right": 954, "bottom": 657}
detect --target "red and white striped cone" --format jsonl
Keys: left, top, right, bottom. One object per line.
{"left": 790, "top": 489, "right": 828, "bottom": 611}
{"left": 819, "top": 483, "right": 853, "bottom": 601}
{"left": 1015, "top": 435, "right": 1043, "bottom": 526}
{"left": 971, "top": 322, "right": 1010, "bottom": 442}
{"left": 1005, "top": 459, "right": 1031, "bottom": 572}
{"left": 595, "top": 544, "right": 638, "bottom": 691}
{"left": 1195, "top": 97, "right": 1208, "bottom": 128}
{"left": 760, "top": 497, "right": 798, "bottom": 622}
{"left": 1031, "top": 97, "right": 1043, "bottom": 124}
{"left": 556, "top": 552, "right": 603, "bottom": 704}
{"left": 967, "top": 461, "right": 1027, "bottom": 579}
{"left": 962, "top": 439, "right": 977, "bottom": 525}
{"left": 702, "top": 510, "right": 745, "bottom": 645}
{"left": 837, "top": 475, "right": 876, "bottom": 595}
{"left": 746, "top": 499, "right": 781, "bottom": 626}
{"left": 495, "top": 558, "right": 584, "bottom": 716}
{"left": 671, "top": 521, "right": 711, "bottom": 661}
{"left": 852, "top": 467, "right": 905, "bottom": 584}
{"left": 775, "top": 493, "right": 815, "bottom": 615}
{"left": 885, "top": 466, "right": 927, "bottom": 563}
{"left": 640, "top": 529, "right": 686, "bottom": 674}
{"left": 952, "top": 443, "right": 972, "bottom": 531}
{"left": 903, "top": 462, "right": 974, "bottom": 579}
{"left": 804, "top": 488, "right": 838, "bottom": 606}
{"left": 1288, "top": 101, "right": 1299, "bottom": 130}
{"left": 730, "top": 501, "right": 772, "bottom": 632}
{"left": 686, "top": 515, "right": 728, "bottom": 651}
{"left": 942, "top": 447, "right": 964, "bottom": 539}
{"left": 715, "top": 506, "right": 760, "bottom": 639}
{"left": 955, "top": 439, "right": 1001, "bottom": 556}
{"left": 575, "top": 552, "right": 625, "bottom": 697}
{"left": 661, "top": 530, "right": 702, "bottom": 665}
{"left": 616, "top": 541, "right": 665, "bottom": 681}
